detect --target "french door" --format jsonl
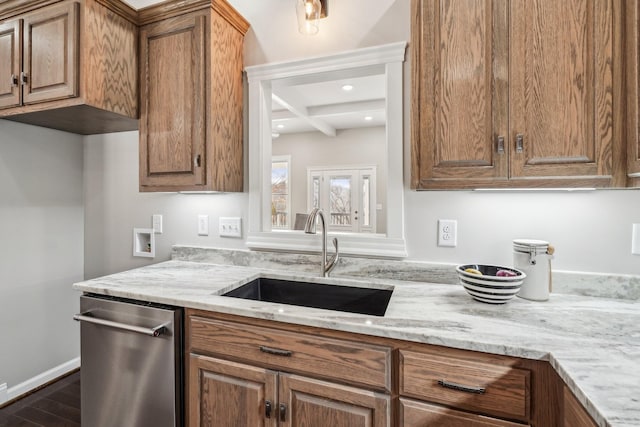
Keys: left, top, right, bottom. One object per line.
{"left": 308, "top": 166, "right": 376, "bottom": 233}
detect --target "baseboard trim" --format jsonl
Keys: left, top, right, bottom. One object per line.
{"left": 4, "top": 357, "right": 80, "bottom": 404}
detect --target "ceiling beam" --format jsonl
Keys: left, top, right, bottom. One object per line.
{"left": 272, "top": 93, "right": 337, "bottom": 137}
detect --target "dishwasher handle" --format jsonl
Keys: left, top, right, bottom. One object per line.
{"left": 73, "top": 313, "right": 167, "bottom": 337}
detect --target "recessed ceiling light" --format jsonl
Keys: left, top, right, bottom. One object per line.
{"left": 341, "top": 84, "right": 354, "bottom": 91}
{"left": 364, "top": 116, "right": 373, "bottom": 121}
{"left": 277, "top": 124, "right": 285, "bottom": 129}
{"left": 272, "top": 132, "right": 280, "bottom": 138}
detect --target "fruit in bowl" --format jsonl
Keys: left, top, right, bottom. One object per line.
{"left": 456, "top": 264, "right": 526, "bottom": 304}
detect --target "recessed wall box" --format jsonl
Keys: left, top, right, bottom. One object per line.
{"left": 133, "top": 228, "right": 155, "bottom": 258}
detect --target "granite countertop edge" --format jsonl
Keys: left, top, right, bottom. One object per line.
{"left": 73, "top": 260, "right": 640, "bottom": 427}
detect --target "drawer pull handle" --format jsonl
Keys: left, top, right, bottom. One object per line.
{"left": 265, "top": 400, "right": 272, "bottom": 418}
{"left": 438, "top": 379, "right": 486, "bottom": 394}
{"left": 259, "top": 345, "right": 293, "bottom": 357}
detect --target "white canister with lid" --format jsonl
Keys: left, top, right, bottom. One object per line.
{"left": 513, "top": 239, "right": 554, "bottom": 301}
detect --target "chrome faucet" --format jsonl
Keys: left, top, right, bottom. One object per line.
{"left": 304, "top": 208, "right": 339, "bottom": 277}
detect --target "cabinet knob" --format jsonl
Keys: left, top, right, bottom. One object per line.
{"left": 194, "top": 154, "right": 201, "bottom": 168}
{"left": 497, "top": 136, "right": 505, "bottom": 154}
{"left": 265, "top": 400, "right": 272, "bottom": 418}
{"left": 279, "top": 403, "right": 287, "bottom": 422}
{"left": 20, "top": 72, "right": 28, "bottom": 86}
{"left": 515, "top": 134, "right": 524, "bottom": 153}
{"left": 10, "top": 74, "right": 18, "bottom": 87}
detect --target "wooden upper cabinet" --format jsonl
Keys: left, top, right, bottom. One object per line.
{"left": 411, "top": 0, "right": 625, "bottom": 189}
{"left": 627, "top": 0, "right": 640, "bottom": 185}
{"left": 0, "top": 20, "right": 20, "bottom": 109}
{"left": 509, "top": 0, "right": 619, "bottom": 185}
{"left": 22, "top": 1, "right": 79, "bottom": 105}
{"left": 138, "top": 0, "right": 249, "bottom": 192}
{"left": 411, "top": 0, "right": 509, "bottom": 189}
{"left": 139, "top": 12, "right": 207, "bottom": 189}
{"left": 0, "top": 0, "right": 139, "bottom": 134}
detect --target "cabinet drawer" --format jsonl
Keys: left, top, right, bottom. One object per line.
{"left": 399, "top": 349, "right": 530, "bottom": 422}
{"left": 189, "top": 316, "right": 392, "bottom": 391}
{"left": 400, "top": 398, "right": 529, "bottom": 427}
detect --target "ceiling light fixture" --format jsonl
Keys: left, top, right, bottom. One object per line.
{"left": 341, "top": 84, "right": 354, "bottom": 91}
{"left": 277, "top": 124, "right": 285, "bottom": 129}
{"left": 296, "top": 0, "right": 328, "bottom": 35}
{"left": 364, "top": 116, "right": 373, "bottom": 121}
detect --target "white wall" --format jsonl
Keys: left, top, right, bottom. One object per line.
{"left": 0, "top": 120, "right": 83, "bottom": 391}
{"left": 84, "top": 0, "right": 640, "bottom": 284}
{"left": 273, "top": 127, "right": 387, "bottom": 233}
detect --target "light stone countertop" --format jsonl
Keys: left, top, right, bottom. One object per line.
{"left": 73, "top": 259, "right": 640, "bottom": 427}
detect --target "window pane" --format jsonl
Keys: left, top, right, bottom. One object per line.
{"left": 329, "top": 176, "right": 351, "bottom": 226}
{"left": 272, "top": 161, "right": 288, "bottom": 195}
{"left": 272, "top": 159, "right": 289, "bottom": 228}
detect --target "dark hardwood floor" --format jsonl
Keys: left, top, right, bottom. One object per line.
{"left": 0, "top": 371, "right": 80, "bottom": 427}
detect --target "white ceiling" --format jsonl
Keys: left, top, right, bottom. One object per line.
{"left": 124, "top": 0, "right": 402, "bottom": 134}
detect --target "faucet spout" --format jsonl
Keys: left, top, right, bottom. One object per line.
{"left": 304, "top": 208, "right": 339, "bottom": 277}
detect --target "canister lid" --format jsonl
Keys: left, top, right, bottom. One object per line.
{"left": 513, "top": 239, "right": 549, "bottom": 248}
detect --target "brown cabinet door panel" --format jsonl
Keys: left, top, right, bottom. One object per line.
{"left": 411, "top": 0, "right": 509, "bottom": 188}
{"left": 22, "top": 1, "right": 79, "bottom": 105}
{"left": 0, "top": 20, "right": 21, "bottom": 109}
{"left": 189, "top": 354, "right": 278, "bottom": 427}
{"left": 139, "top": 12, "right": 207, "bottom": 188}
{"left": 627, "top": 0, "right": 640, "bottom": 183}
{"left": 400, "top": 398, "right": 529, "bottom": 427}
{"left": 563, "top": 386, "right": 598, "bottom": 427}
{"left": 279, "top": 373, "right": 390, "bottom": 427}
{"left": 509, "top": 0, "right": 614, "bottom": 181}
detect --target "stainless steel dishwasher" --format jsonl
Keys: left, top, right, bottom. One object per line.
{"left": 74, "top": 294, "right": 183, "bottom": 427}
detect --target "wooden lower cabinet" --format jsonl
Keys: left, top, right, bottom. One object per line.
{"left": 188, "top": 353, "right": 390, "bottom": 427}
{"left": 186, "top": 310, "right": 603, "bottom": 427}
{"left": 279, "top": 373, "right": 389, "bottom": 427}
{"left": 189, "top": 354, "right": 277, "bottom": 427}
{"left": 563, "top": 386, "right": 598, "bottom": 427}
{"left": 400, "top": 398, "right": 528, "bottom": 427}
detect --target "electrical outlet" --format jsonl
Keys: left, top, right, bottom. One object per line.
{"left": 219, "top": 217, "right": 242, "bottom": 238}
{"left": 438, "top": 219, "right": 457, "bottom": 247}
{"left": 198, "top": 215, "right": 209, "bottom": 236}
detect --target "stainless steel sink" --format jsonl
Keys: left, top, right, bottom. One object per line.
{"left": 221, "top": 277, "right": 393, "bottom": 316}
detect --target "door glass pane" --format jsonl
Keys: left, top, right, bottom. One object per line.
{"left": 362, "top": 176, "right": 370, "bottom": 227}
{"left": 272, "top": 160, "right": 289, "bottom": 228}
{"left": 329, "top": 176, "right": 351, "bottom": 226}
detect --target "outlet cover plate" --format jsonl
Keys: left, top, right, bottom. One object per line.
{"left": 438, "top": 219, "right": 457, "bottom": 247}
{"left": 220, "top": 217, "right": 242, "bottom": 238}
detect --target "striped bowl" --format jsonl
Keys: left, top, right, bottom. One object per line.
{"left": 456, "top": 264, "right": 526, "bottom": 304}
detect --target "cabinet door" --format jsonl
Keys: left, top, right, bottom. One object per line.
{"left": 22, "top": 1, "right": 79, "bottom": 105}
{"left": 411, "top": 0, "right": 509, "bottom": 189}
{"left": 0, "top": 20, "right": 21, "bottom": 109}
{"left": 627, "top": 0, "right": 640, "bottom": 184}
{"left": 279, "top": 373, "right": 390, "bottom": 427}
{"left": 139, "top": 12, "right": 206, "bottom": 189}
{"left": 509, "top": 0, "right": 618, "bottom": 185}
{"left": 188, "top": 354, "right": 278, "bottom": 427}
{"left": 400, "top": 398, "right": 529, "bottom": 427}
